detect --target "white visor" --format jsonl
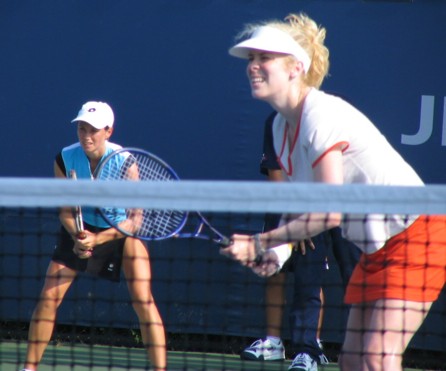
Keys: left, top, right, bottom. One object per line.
{"left": 229, "top": 26, "right": 311, "bottom": 73}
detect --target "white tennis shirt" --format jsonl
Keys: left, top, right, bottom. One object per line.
{"left": 272, "top": 88, "right": 424, "bottom": 253}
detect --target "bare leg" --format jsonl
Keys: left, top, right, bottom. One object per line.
{"left": 340, "top": 300, "right": 432, "bottom": 371}
{"left": 317, "top": 288, "right": 324, "bottom": 343}
{"left": 24, "top": 262, "right": 77, "bottom": 371}
{"left": 339, "top": 304, "right": 371, "bottom": 371}
{"left": 265, "top": 273, "right": 286, "bottom": 337}
{"left": 123, "top": 238, "right": 166, "bottom": 370}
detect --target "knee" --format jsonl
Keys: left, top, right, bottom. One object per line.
{"left": 339, "top": 351, "right": 392, "bottom": 371}
{"left": 36, "top": 282, "right": 71, "bottom": 311}
{"left": 132, "top": 296, "right": 156, "bottom": 317}
{"left": 32, "top": 298, "right": 59, "bottom": 322}
{"left": 338, "top": 352, "right": 360, "bottom": 371}
{"left": 363, "top": 352, "right": 393, "bottom": 371}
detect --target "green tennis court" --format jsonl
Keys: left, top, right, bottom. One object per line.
{"left": 1, "top": 340, "right": 425, "bottom": 371}
{"left": 1, "top": 340, "right": 334, "bottom": 370}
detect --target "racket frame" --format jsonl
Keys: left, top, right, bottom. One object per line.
{"left": 178, "top": 211, "right": 231, "bottom": 246}
{"left": 93, "top": 147, "right": 188, "bottom": 240}
{"left": 92, "top": 147, "right": 231, "bottom": 246}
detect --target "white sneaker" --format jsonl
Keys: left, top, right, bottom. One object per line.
{"left": 240, "top": 338, "right": 285, "bottom": 361}
{"left": 319, "top": 353, "right": 329, "bottom": 365}
{"left": 288, "top": 353, "right": 318, "bottom": 371}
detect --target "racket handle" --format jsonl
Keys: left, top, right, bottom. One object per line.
{"left": 218, "top": 236, "right": 233, "bottom": 247}
{"left": 77, "top": 231, "right": 87, "bottom": 240}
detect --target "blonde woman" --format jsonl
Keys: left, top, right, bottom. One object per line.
{"left": 222, "top": 13, "right": 446, "bottom": 371}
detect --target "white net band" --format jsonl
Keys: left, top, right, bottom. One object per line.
{"left": 1, "top": 178, "right": 446, "bottom": 214}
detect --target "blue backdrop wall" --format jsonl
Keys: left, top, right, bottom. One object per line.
{"left": 1, "top": 0, "right": 446, "bottom": 353}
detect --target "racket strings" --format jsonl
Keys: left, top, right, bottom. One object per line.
{"left": 129, "top": 154, "right": 186, "bottom": 238}
{"left": 139, "top": 209, "right": 185, "bottom": 238}
{"left": 95, "top": 149, "right": 187, "bottom": 239}
{"left": 137, "top": 157, "right": 175, "bottom": 181}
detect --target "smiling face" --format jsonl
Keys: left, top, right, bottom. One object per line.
{"left": 246, "top": 50, "right": 299, "bottom": 103}
{"left": 76, "top": 121, "right": 113, "bottom": 159}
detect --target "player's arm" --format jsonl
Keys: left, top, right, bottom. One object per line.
{"left": 252, "top": 114, "right": 305, "bottom": 274}
{"left": 260, "top": 113, "right": 315, "bottom": 248}
{"left": 117, "top": 157, "right": 144, "bottom": 235}
{"left": 82, "top": 156, "right": 143, "bottom": 242}
{"left": 59, "top": 164, "right": 126, "bottom": 254}
{"left": 251, "top": 168, "right": 312, "bottom": 276}
{"left": 55, "top": 160, "right": 82, "bottom": 241}
{"left": 54, "top": 161, "right": 95, "bottom": 259}
{"left": 262, "top": 148, "right": 344, "bottom": 247}
{"left": 267, "top": 167, "right": 312, "bottom": 253}
{"left": 222, "top": 148, "right": 344, "bottom": 264}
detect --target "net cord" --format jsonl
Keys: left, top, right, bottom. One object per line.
{"left": 0, "top": 178, "right": 445, "bottom": 214}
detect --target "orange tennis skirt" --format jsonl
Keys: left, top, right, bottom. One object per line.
{"left": 345, "top": 215, "right": 446, "bottom": 304}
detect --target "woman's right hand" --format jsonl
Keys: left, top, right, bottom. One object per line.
{"left": 72, "top": 231, "right": 96, "bottom": 259}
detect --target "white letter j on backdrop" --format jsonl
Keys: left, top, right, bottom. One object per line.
{"left": 401, "top": 96, "right": 446, "bottom": 146}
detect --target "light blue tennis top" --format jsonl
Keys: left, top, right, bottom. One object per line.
{"left": 61, "top": 141, "right": 126, "bottom": 228}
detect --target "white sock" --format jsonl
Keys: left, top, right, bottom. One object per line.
{"left": 266, "top": 336, "right": 282, "bottom": 344}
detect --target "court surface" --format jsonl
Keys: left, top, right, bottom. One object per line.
{"left": 1, "top": 340, "right": 425, "bottom": 371}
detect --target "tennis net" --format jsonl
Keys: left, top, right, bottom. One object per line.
{"left": 1, "top": 178, "right": 445, "bottom": 371}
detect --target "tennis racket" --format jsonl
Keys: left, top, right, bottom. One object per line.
{"left": 69, "top": 169, "right": 87, "bottom": 240}
{"left": 92, "top": 147, "right": 232, "bottom": 247}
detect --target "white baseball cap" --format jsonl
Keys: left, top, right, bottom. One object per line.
{"left": 229, "top": 26, "right": 311, "bottom": 73}
{"left": 71, "top": 101, "right": 114, "bottom": 129}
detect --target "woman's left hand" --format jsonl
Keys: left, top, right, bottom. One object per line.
{"left": 73, "top": 242, "right": 93, "bottom": 259}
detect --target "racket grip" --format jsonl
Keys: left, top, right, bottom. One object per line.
{"left": 218, "top": 236, "right": 233, "bottom": 247}
{"left": 77, "top": 231, "right": 87, "bottom": 240}
{"left": 254, "top": 254, "right": 263, "bottom": 265}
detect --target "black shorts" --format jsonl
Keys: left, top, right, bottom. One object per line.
{"left": 52, "top": 224, "right": 125, "bottom": 282}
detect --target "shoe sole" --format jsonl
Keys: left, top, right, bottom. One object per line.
{"left": 240, "top": 352, "right": 285, "bottom": 362}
